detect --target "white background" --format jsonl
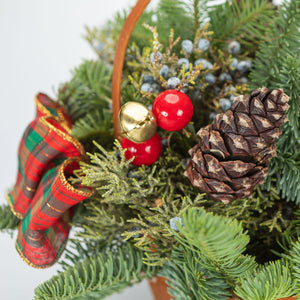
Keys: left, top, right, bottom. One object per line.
{"left": 0, "top": 1, "right": 158, "bottom": 299}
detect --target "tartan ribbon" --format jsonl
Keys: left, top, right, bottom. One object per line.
{"left": 7, "top": 93, "right": 93, "bottom": 268}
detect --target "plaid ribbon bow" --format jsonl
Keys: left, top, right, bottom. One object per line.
{"left": 7, "top": 93, "right": 93, "bottom": 268}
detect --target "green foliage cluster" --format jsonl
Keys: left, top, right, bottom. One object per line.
{"left": 34, "top": 243, "right": 158, "bottom": 300}
{"left": 77, "top": 141, "right": 159, "bottom": 205}
{"left": 234, "top": 260, "right": 296, "bottom": 300}
{"left": 209, "top": 0, "right": 275, "bottom": 50}
{"left": 249, "top": 0, "right": 300, "bottom": 204}
{"left": 72, "top": 141, "right": 201, "bottom": 265}
{"left": 58, "top": 60, "right": 114, "bottom": 152}
{"left": 289, "top": 238, "right": 300, "bottom": 293}
{"left": 4, "top": 0, "right": 300, "bottom": 299}
{"left": 71, "top": 140, "right": 159, "bottom": 241}
{"left": 0, "top": 204, "right": 20, "bottom": 232}
{"left": 175, "top": 208, "right": 257, "bottom": 282}
{"left": 72, "top": 139, "right": 297, "bottom": 265}
{"left": 161, "top": 246, "right": 231, "bottom": 300}
{"left": 161, "top": 208, "right": 298, "bottom": 300}
{"left": 35, "top": 206, "right": 300, "bottom": 299}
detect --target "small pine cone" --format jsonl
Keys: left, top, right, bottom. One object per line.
{"left": 184, "top": 87, "right": 289, "bottom": 204}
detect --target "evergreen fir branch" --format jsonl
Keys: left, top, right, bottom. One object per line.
{"left": 160, "top": 246, "right": 230, "bottom": 300}
{"left": 156, "top": 0, "right": 195, "bottom": 43}
{"left": 289, "top": 238, "right": 300, "bottom": 293}
{"left": 275, "top": 57, "right": 300, "bottom": 143}
{"left": 85, "top": 0, "right": 199, "bottom": 57}
{"left": 34, "top": 244, "right": 158, "bottom": 300}
{"left": 249, "top": 0, "right": 300, "bottom": 90}
{"left": 249, "top": 0, "right": 300, "bottom": 203}
{"left": 72, "top": 109, "right": 111, "bottom": 140}
{"left": 209, "top": 0, "right": 274, "bottom": 48}
{"left": 266, "top": 82, "right": 300, "bottom": 203}
{"left": 0, "top": 204, "right": 20, "bottom": 232}
{"left": 78, "top": 60, "right": 112, "bottom": 101}
{"left": 60, "top": 240, "right": 104, "bottom": 270}
{"left": 174, "top": 207, "right": 257, "bottom": 284}
{"left": 251, "top": 55, "right": 300, "bottom": 150}
{"left": 234, "top": 260, "right": 297, "bottom": 300}
{"left": 267, "top": 155, "right": 300, "bottom": 204}
{"left": 177, "top": 0, "right": 210, "bottom": 32}
{"left": 58, "top": 59, "right": 111, "bottom": 122}
{"left": 71, "top": 109, "right": 114, "bottom": 152}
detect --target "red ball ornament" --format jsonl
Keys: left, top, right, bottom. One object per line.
{"left": 152, "top": 90, "right": 193, "bottom": 131}
{"left": 121, "top": 133, "right": 162, "bottom": 166}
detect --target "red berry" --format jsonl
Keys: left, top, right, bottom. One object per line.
{"left": 121, "top": 133, "right": 162, "bottom": 166}
{"left": 152, "top": 90, "right": 193, "bottom": 131}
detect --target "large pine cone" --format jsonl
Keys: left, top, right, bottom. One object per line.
{"left": 184, "top": 87, "right": 289, "bottom": 204}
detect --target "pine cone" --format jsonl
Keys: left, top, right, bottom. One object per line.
{"left": 184, "top": 87, "right": 289, "bottom": 204}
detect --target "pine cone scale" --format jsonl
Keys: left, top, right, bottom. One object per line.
{"left": 251, "top": 115, "right": 275, "bottom": 133}
{"left": 260, "top": 128, "right": 281, "bottom": 144}
{"left": 204, "top": 178, "right": 234, "bottom": 194}
{"left": 264, "top": 98, "right": 277, "bottom": 111}
{"left": 250, "top": 97, "right": 266, "bottom": 116}
{"left": 231, "top": 95, "right": 250, "bottom": 113}
{"left": 208, "top": 131, "right": 230, "bottom": 157}
{"left": 224, "top": 133, "right": 251, "bottom": 157}
{"left": 235, "top": 113, "right": 258, "bottom": 136}
{"left": 219, "top": 161, "right": 256, "bottom": 179}
{"left": 192, "top": 152, "right": 208, "bottom": 177}
{"left": 204, "top": 154, "right": 230, "bottom": 181}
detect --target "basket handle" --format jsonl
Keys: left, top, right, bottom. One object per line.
{"left": 112, "top": 0, "right": 151, "bottom": 139}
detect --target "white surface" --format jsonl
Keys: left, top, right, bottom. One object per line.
{"left": 0, "top": 1, "right": 156, "bottom": 299}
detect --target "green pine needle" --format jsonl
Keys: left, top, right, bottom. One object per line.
{"left": 160, "top": 246, "right": 230, "bottom": 300}
{"left": 209, "top": 0, "right": 274, "bottom": 48}
{"left": 234, "top": 260, "right": 297, "bottom": 300}
{"left": 289, "top": 238, "right": 300, "bottom": 294}
{"left": 34, "top": 244, "right": 158, "bottom": 300}
{"left": 58, "top": 59, "right": 111, "bottom": 122}
{"left": 250, "top": 0, "right": 300, "bottom": 203}
{"left": 175, "top": 207, "right": 257, "bottom": 282}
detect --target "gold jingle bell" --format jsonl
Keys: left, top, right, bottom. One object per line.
{"left": 118, "top": 102, "right": 157, "bottom": 143}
